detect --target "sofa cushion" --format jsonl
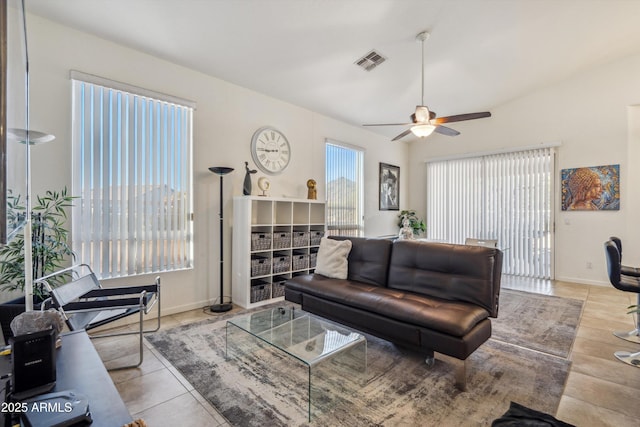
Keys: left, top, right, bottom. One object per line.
{"left": 315, "top": 237, "right": 352, "bottom": 279}
{"left": 285, "top": 274, "right": 489, "bottom": 337}
{"left": 388, "top": 240, "right": 502, "bottom": 317}
{"left": 330, "top": 236, "right": 392, "bottom": 287}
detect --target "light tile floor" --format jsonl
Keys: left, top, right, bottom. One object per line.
{"left": 97, "top": 277, "right": 640, "bottom": 426}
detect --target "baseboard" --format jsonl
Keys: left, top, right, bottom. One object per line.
{"left": 88, "top": 299, "right": 215, "bottom": 333}
{"left": 555, "top": 276, "right": 608, "bottom": 287}
{"left": 162, "top": 300, "right": 216, "bottom": 316}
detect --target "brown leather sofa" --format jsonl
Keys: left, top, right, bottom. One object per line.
{"left": 284, "top": 236, "right": 503, "bottom": 390}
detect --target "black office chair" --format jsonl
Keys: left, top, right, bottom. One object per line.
{"left": 609, "top": 236, "right": 640, "bottom": 277}
{"left": 607, "top": 238, "right": 640, "bottom": 344}
{"left": 604, "top": 240, "right": 640, "bottom": 367}
{"left": 35, "top": 264, "right": 161, "bottom": 370}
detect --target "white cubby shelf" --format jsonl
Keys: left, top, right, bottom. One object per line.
{"left": 232, "top": 196, "right": 326, "bottom": 308}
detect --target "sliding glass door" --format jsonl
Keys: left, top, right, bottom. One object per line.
{"left": 426, "top": 148, "right": 554, "bottom": 279}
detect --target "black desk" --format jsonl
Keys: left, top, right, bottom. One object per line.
{"left": 1, "top": 330, "right": 132, "bottom": 426}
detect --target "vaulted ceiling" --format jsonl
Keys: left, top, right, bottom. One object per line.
{"left": 26, "top": 0, "right": 640, "bottom": 141}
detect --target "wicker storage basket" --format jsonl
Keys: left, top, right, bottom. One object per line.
{"left": 251, "top": 232, "right": 271, "bottom": 251}
{"left": 292, "top": 254, "right": 309, "bottom": 270}
{"left": 309, "top": 231, "right": 324, "bottom": 246}
{"left": 292, "top": 231, "right": 309, "bottom": 247}
{"left": 250, "top": 281, "right": 271, "bottom": 303}
{"left": 309, "top": 252, "right": 318, "bottom": 268}
{"left": 272, "top": 255, "right": 291, "bottom": 274}
{"left": 251, "top": 255, "right": 271, "bottom": 277}
{"left": 272, "top": 232, "right": 291, "bottom": 249}
{"left": 272, "top": 277, "right": 287, "bottom": 298}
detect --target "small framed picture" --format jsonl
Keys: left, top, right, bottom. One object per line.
{"left": 379, "top": 163, "right": 400, "bottom": 211}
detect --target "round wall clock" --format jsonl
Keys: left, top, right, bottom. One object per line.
{"left": 250, "top": 126, "right": 291, "bottom": 175}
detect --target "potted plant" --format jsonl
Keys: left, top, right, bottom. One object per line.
{"left": 397, "top": 210, "right": 426, "bottom": 237}
{"left": 0, "top": 188, "right": 75, "bottom": 342}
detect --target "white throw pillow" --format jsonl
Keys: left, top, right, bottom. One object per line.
{"left": 314, "top": 237, "right": 352, "bottom": 279}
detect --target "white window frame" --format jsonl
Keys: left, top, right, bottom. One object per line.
{"left": 325, "top": 139, "right": 364, "bottom": 237}
{"left": 71, "top": 71, "right": 195, "bottom": 279}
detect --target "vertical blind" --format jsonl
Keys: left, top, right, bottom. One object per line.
{"left": 325, "top": 141, "right": 364, "bottom": 236}
{"left": 71, "top": 76, "right": 194, "bottom": 279}
{"left": 426, "top": 147, "right": 553, "bottom": 278}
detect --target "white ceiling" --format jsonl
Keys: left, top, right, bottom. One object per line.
{"left": 26, "top": 0, "right": 640, "bottom": 141}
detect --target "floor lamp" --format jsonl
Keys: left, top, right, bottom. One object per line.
{"left": 209, "top": 166, "right": 234, "bottom": 312}
{"left": 8, "top": 129, "right": 56, "bottom": 312}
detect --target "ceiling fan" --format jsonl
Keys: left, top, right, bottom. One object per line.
{"left": 363, "top": 31, "right": 491, "bottom": 141}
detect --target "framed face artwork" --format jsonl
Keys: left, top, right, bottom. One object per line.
{"left": 561, "top": 164, "right": 620, "bottom": 211}
{"left": 379, "top": 163, "right": 399, "bottom": 211}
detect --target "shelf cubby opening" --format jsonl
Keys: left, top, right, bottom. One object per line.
{"left": 251, "top": 200, "right": 273, "bottom": 224}
{"left": 292, "top": 202, "right": 309, "bottom": 224}
{"left": 309, "top": 203, "right": 325, "bottom": 224}
{"left": 274, "top": 201, "right": 292, "bottom": 224}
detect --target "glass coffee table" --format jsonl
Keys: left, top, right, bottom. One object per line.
{"left": 225, "top": 306, "right": 367, "bottom": 421}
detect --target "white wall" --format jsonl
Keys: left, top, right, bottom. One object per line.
{"left": 22, "top": 15, "right": 408, "bottom": 313}
{"left": 626, "top": 105, "right": 640, "bottom": 264}
{"left": 408, "top": 52, "right": 640, "bottom": 286}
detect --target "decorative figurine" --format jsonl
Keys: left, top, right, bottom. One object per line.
{"left": 307, "top": 179, "right": 317, "bottom": 200}
{"left": 243, "top": 161, "right": 257, "bottom": 195}
{"left": 398, "top": 217, "right": 415, "bottom": 240}
{"left": 257, "top": 177, "right": 271, "bottom": 197}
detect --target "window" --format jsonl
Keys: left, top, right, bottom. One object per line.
{"left": 71, "top": 72, "right": 194, "bottom": 279}
{"left": 325, "top": 140, "right": 364, "bottom": 236}
{"left": 426, "top": 147, "right": 554, "bottom": 279}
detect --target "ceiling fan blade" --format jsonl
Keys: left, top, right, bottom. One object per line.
{"left": 363, "top": 122, "right": 413, "bottom": 127}
{"left": 391, "top": 129, "right": 413, "bottom": 141}
{"left": 434, "top": 125, "right": 460, "bottom": 136}
{"left": 433, "top": 112, "right": 491, "bottom": 124}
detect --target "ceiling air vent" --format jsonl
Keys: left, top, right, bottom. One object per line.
{"left": 354, "top": 50, "right": 387, "bottom": 71}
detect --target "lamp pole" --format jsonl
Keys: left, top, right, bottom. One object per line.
{"left": 208, "top": 167, "right": 234, "bottom": 312}
{"left": 22, "top": 0, "right": 33, "bottom": 311}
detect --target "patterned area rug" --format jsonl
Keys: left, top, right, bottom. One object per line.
{"left": 146, "top": 290, "right": 582, "bottom": 426}
{"left": 492, "top": 289, "right": 584, "bottom": 358}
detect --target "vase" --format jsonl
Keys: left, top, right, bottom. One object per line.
{"left": 243, "top": 172, "right": 252, "bottom": 195}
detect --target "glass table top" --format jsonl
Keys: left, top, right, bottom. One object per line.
{"left": 226, "top": 305, "right": 365, "bottom": 366}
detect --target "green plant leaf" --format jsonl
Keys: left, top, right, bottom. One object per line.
{"left": 398, "top": 210, "right": 426, "bottom": 236}
{"left": 0, "top": 187, "right": 76, "bottom": 294}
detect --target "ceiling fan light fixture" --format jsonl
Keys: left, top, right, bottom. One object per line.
{"left": 414, "top": 106, "right": 431, "bottom": 122}
{"left": 362, "top": 29, "right": 491, "bottom": 141}
{"left": 411, "top": 124, "right": 436, "bottom": 138}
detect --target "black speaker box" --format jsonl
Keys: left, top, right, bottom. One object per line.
{"left": 10, "top": 328, "right": 56, "bottom": 400}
